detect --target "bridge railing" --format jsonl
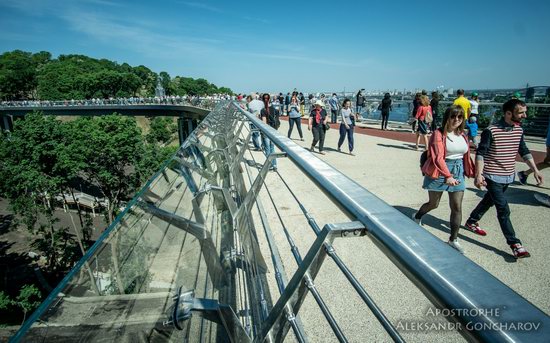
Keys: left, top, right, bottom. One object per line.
{"left": 11, "top": 101, "right": 550, "bottom": 342}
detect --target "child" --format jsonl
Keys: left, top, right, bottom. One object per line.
{"left": 465, "top": 116, "right": 479, "bottom": 148}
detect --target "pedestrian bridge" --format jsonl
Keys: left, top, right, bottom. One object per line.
{"left": 10, "top": 101, "right": 550, "bottom": 342}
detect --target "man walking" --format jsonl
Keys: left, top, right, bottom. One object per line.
{"left": 453, "top": 89, "right": 471, "bottom": 119}
{"left": 247, "top": 93, "right": 264, "bottom": 150}
{"left": 328, "top": 93, "right": 340, "bottom": 124}
{"left": 465, "top": 99, "right": 543, "bottom": 258}
{"left": 260, "top": 93, "right": 280, "bottom": 171}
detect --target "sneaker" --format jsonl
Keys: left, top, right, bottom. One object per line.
{"left": 517, "top": 171, "right": 528, "bottom": 185}
{"left": 319, "top": 151, "right": 326, "bottom": 155}
{"left": 510, "top": 243, "right": 531, "bottom": 259}
{"left": 310, "top": 146, "right": 315, "bottom": 152}
{"left": 448, "top": 239, "right": 465, "bottom": 254}
{"left": 411, "top": 212, "right": 422, "bottom": 225}
{"left": 464, "top": 221, "right": 487, "bottom": 236}
{"left": 349, "top": 152, "right": 355, "bottom": 156}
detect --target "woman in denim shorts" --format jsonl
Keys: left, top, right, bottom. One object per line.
{"left": 413, "top": 106, "right": 475, "bottom": 253}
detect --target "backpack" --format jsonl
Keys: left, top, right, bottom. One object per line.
{"left": 425, "top": 109, "right": 433, "bottom": 124}
{"left": 270, "top": 113, "right": 281, "bottom": 129}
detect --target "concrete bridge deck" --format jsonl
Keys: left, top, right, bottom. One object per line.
{"left": 253, "top": 118, "right": 550, "bottom": 342}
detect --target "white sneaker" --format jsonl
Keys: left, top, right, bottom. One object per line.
{"left": 411, "top": 212, "right": 422, "bottom": 225}
{"left": 448, "top": 239, "right": 464, "bottom": 254}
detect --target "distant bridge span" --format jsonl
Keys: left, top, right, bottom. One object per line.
{"left": 0, "top": 103, "right": 211, "bottom": 144}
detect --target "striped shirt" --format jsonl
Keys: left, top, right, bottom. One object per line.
{"left": 476, "top": 119, "right": 532, "bottom": 182}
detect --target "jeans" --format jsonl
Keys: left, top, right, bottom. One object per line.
{"left": 331, "top": 110, "right": 338, "bottom": 123}
{"left": 288, "top": 117, "right": 303, "bottom": 139}
{"left": 311, "top": 126, "right": 325, "bottom": 151}
{"left": 381, "top": 113, "right": 389, "bottom": 130}
{"left": 468, "top": 178, "right": 520, "bottom": 245}
{"left": 337, "top": 124, "right": 354, "bottom": 152}
{"left": 262, "top": 135, "right": 276, "bottom": 168}
{"left": 250, "top": 123, "right": 261, "bottom": 150}
{"left": 356, "top": 105, "right": 363, "bottom": 114}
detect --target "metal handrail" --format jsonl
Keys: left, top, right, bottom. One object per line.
{"left": 233, "top": 101, "right": 550, "bottom": 342}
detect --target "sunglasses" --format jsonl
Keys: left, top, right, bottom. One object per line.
{"left": 450, "top": 114, "right": 464, "bottom": 120}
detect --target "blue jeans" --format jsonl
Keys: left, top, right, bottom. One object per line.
{"left": 262, "top": 135, "right": 276, "bottom": 168}
{"left": 468, "top": 178, "right": 520, "bottom": 245}
{"left": 331, "top": 110, "right": 338, "bottom": 123}
{"left": 337, "top": 124, "right": 354, "bottom": 152}
{"left": 250, "top": 123, "right": 261, "bottom": 150}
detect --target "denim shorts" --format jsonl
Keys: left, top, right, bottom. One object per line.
{"left": 423, "top": 159, "right": 465, "bottom": 192}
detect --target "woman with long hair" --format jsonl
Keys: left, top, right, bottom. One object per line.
{"left": 415, "top": 95, "right": 431, "bottom": 150}
{"left": 380, "top": 93, "right": 392, "bottom": 130}
{"left": 337, "top": 98, "right": 358, "bottom": 155}
{"left": 287, "top": 95, "right": 303, "bottom": 140}
{"left": 412, "top": 106, "right": 475, "bottom": 253}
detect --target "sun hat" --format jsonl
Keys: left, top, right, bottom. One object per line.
{"left": 314, "top": 100, "right": 325, "bottom": 107}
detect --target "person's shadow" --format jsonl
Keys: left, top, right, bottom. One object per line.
{"left": 377, "top": 143, "right": 418, "bottom": 151}
{"left": 394, "top": 206, "right": 517, "bottom": 263}
{"left": 467, "top": 185, "right": 550, "bottom": 206}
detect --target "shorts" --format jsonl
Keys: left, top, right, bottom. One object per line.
{"left": 423, "top": 159, "right": 465, "bottom": 192}
{"left": 417, "top": 120, "right": 428, "bottom": 134}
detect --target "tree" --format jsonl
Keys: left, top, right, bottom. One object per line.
{"left": 0, "top": 50, "right": 37, "bottom": 100}
{"left": 15, "top": 285, "right": 41, "bottom": 324}
{"left": 0, "top": 112, "right": 82, "bottom": 272}
{"left": 69, "top": 115, "right": 145, "bottom": 223}
{"left": 146, "top": 117, "right": 177, "bottom": 145}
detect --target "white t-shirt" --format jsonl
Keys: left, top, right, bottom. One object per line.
{"left": 341, "top": 108, "right": 354, "bottom": 125}
{"left": 445, "top": 131, "right": 468, "bottom": 160}
{"left": 469, "top": 100, "right": 479, "bottom": 115}
{"left": 248, "top": 99, "right": 264, "bottom": 115}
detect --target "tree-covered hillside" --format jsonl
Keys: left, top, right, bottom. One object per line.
{"left": 0, "top": 50, "right": 232, "bottom": 100}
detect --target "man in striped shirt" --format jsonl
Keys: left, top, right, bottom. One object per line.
{"left": 465, "top": 99, "right": 543, "bottom": 259}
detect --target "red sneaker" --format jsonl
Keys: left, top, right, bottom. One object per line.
{"left": 464, "top": 221, "right": 487, "bottom": 236}
{"left": 511, "top": 244, "right": 531, "bottom": 259}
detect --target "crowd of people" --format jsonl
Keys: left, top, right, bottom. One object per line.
{"left": 243, "top": 88, "right": 549, "bottom": 260}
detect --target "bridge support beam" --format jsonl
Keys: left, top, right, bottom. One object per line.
{"left": 1, "top": 114, "right": 13, "bottom": 133}
{"left": 178, "top": 117, "right": 198, "bottom": 145}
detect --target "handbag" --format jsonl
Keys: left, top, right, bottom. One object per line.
{"left": 324, "top": 123, "right": 331, "bottom": 131}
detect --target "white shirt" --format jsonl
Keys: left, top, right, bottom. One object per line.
{"left": 445, "top": 131, "right": 468, "bottom": 160}
{"left": 469, "top": 99, "right": 479, "bottom": 115}
{"left": 248, "top": 99, "right": 264, "bottom": 115}
{"left": 341, "top": 108, "right": 354, "bottom": 125}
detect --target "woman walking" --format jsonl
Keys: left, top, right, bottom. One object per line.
{"left": 337, "top": 98, "right": 357, "bottom": 155}
{"left": 413, "top": 106, "right": 475, "bottom": 253}
{"left": 380, "top": 93, "right": 392, "bottom": 130}
{"left": 308, "top": 100, "right": 328, "bottom": 154}
{"left": 287, "top": 95, "right": 303, "bottom": 140}
{"left": 415, "top": 95, "right": 431, "bottom": 150}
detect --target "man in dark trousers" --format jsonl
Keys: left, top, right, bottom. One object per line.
{"left": 260, "top": 93, "right": 280, "bottom": 171}
{"left": 465, "top": 99, "right": 543, "bottom": 258}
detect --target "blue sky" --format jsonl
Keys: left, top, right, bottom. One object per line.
{"left": 1, "top": 0, "right": 549, "bottom": 94}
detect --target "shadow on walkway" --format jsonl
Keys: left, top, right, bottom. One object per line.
{"left": 393, "top": 205, "right": 517, "bottom": 263}
{"left": 466, "top": 186, "right": 550, "bottom": 206}
{"left": 377, "top": 143, "right": 418, "bottom": 151}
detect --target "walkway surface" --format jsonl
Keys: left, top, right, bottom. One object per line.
{"left": 251, "top": 117, "right": 550, "bottom": 342}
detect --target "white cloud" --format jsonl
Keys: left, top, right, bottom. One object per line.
{"left": 178, "top": 1, "right": 223, "bottom": 13}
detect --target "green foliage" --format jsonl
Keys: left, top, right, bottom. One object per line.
{"left": 0, "top": 291, "right": 13, "bottom": 311}
{"left": 1, "top": 49, "right": 233, "bottom": 100}
{"left": 146, "top": 117, "right": 177, "bottom": 144}
{"left": 0, "top": 50, "right": 43, "bottom": 100}
{"left": 15, "top": 285, "right": 41, "bottom": 324}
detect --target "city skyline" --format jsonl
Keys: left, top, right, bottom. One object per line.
{"left": 1, "top": 0, "right": 550, "bottom": 94}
